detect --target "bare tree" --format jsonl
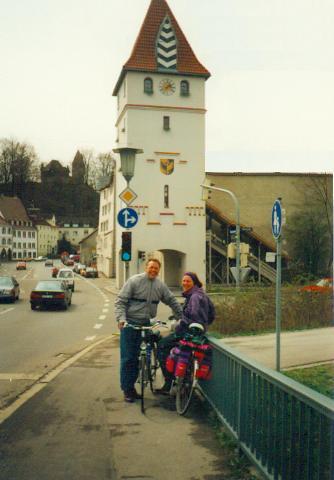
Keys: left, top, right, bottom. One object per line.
{"left": 0, "top": 138, "right": 40, "bottom": 190}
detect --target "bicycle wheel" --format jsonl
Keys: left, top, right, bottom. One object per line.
{"left": 176, "top": 359, "right": 195, "bottom": 415}
{"left": 148, "top": 344, "right": 161, "bottom": 393}
{"left": 140, "top": 355, "right": 146, "bottom": 413}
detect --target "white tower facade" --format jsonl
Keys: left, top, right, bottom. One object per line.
{"left": 113, "top": 0, "right": 210, "bottom": 288}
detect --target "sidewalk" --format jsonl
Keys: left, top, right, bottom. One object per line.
{"left": 0, "top": 335, "right": 229, "bottom": 480}
{"left": 221, "top": 326, "right": 334, "bottom": 370}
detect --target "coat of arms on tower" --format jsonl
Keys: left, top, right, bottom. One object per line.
{"left": 160, "top": 159, "right": 174, "bottom": 175}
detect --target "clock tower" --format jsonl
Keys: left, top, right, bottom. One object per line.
{"left": 112, "top": 0, "right": 210, "bottom": 288}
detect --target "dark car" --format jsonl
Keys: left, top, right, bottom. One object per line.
{"left": 30, "top": 280, "right": 72, "bottom": 310}
{"left": 0, "top": 276, "right": 20, "bottom": 302}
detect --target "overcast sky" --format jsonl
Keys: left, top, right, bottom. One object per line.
{"left": 1, "top": 0, "right": 333, "bottom": 173}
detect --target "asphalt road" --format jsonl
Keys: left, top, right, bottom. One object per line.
{"left": 0, "top": 260, "right": 117, "bottom": 409}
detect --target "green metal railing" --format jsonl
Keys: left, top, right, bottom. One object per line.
{"left": 199, "top": 337, "right": 334, "bottom": 480}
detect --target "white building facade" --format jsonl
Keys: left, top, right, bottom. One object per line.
{"left": 111, "top": 0, "right": 210, "bottom": 288}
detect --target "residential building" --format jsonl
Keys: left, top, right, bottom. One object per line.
{"left": 0, "top": 216, "right": 13, "bottom": 260}
{"left": 79, "top": 229, "right": 98, "bottom": 266}
{"left": 0, "top": 196, "right": 37, "bottom": 260}
{"left": 58, "top": 220, "right": 96, "bottom": 251}
{"left": 97, "top": 174, "right": 115, "bottom": 277}
{"left": 35, "top": 218, "right": 58, "bottom": 257}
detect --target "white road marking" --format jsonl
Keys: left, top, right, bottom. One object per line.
{"left": 99, "top": 315, "right": 106, "bottom": 320}
{"left": 0, "top": 373, "right": 41, "bottom": 381}
{"left": 0, "top": 308, "right": 14, "bottom": 316}
{"left": 94, "top": 324, "right": 103, "bottom": 329}
{"left": 85, "top": 336, "right": 97, "bottom": 341}
{"left": 102, "top": 309, "right": 108, "bottom": 313}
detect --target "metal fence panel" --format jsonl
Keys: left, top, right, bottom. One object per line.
{"left": 199, "top": 337, "right": 334, "bottom": 480}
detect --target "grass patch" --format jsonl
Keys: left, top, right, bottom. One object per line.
{"left": 209, "top": 286, "right": 333, "bottom": 336}
{"left": 284, "top": 364, "right": 334, "bottom": 399}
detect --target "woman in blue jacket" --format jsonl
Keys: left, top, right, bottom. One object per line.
{"left": 157, "top": 271, "right": 215, "bottom": 394}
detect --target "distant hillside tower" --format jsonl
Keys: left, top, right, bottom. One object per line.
{"left": 112, "top": 0, "right": 210, "bottom": 287}
{"left": 72, "top": 151, "right": 85, "bottom": 184}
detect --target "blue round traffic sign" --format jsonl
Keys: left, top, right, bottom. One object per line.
{"left": 117, "top": 208, "right": 138, "bottom": 229}
{"left": 272, "top": 200, "right": 282, "bottom": 239}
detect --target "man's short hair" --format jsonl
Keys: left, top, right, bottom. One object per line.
{"left": 146, "top": 258, "right": 161, "bottom": 268}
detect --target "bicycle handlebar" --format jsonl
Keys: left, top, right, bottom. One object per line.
{"left": 124, "top": 319, "right": 167, "bottom": 331}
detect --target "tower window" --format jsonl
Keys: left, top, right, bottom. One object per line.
{"left": 180, "top": 80, "right": 189, "bottom": 96}
{"left": 163, "top": 116, "right": 170, "bottom": 130}
{"left": 144, "top": 77, "right": 153, "bottom": 94}
{"left": 164, "top": 185, "right": 169, "bottom": 208}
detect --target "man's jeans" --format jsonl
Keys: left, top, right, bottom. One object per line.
{"left": 120, "top": 326, "right": 142, "bottom": 392}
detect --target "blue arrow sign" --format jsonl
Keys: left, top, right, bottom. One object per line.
{"left": 117, "top": 208, "right": 138, "bottom": 229}
{"left": 272, "top": 199, "right": 282, "bottom": 239}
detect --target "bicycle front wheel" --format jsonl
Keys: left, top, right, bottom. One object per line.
{"left": 140, "top": 355, "right": 146, "bottom": 413}
{"left": 176, "top": 360, "right": 195, "bottom": 415}
{"left": 149, "top": 344, "right": 161, "bottom": 393}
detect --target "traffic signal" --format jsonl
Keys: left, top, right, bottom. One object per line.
{"left": 121, "top": 231, "right": 132, "bottom": 262}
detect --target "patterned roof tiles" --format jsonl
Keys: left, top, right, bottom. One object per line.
{"left": 113, "top": 0, "right": 210, "bottom": 95}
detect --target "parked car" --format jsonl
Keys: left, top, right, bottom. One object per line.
{"left": 35, "top": 256, "right": 47, "bottom": 262}
{"left": 52, "top": 267, "right": 59, "bottom": 278}
{"left": 0, "top": 276, "right": 20, "bottom": 302}
{"left": 73, "top": 263, "right": 85, "bottom": 274}
{"left": 30, "top": 280, "right": 72, "bottom": 310}
{"left": 82, "top": 267, "right": 98, "bottom": 278}
{"left": 16, "top": 261, "right": 27, "bottom": 271}
{"left": 300, "top": 278, "right": 333, "bottom": 293}
{"left": 45, "top": 259, "right": 53, "bottom": 267}
{"left": 65, "top": 259, "right": 74, "bottom": 267}
{"left": 57, "top": 268, "right": 75, "bottom": 291}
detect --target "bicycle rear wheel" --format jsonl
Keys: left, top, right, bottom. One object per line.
{"left": 176, "top": 360, "right": 195, "bottom": 415}
{"left": 140, "top": 355, "right": 146, "bottom": 413}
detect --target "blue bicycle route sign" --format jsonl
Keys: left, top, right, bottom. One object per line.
{"left": 272, "top": 199, "right": 282, "bottom": 239}
{"left": 117, "top": 207, "right": 138, "bottom": 229}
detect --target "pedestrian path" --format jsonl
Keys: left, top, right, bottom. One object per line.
{"left": 0, "top": 336, "right": 230, "bottom": 480}
{"left": 221, "top": 326, "right": 334, "bottom": 370}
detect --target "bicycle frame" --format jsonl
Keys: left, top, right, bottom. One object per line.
{"left": 125, "top": 320, "right": 166, "bottom": 413}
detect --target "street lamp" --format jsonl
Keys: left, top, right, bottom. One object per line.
{"left": 113, "top": 147, "right": 143, "bottom": 185}
{"left": 201, "top": 180, "right": 241, "bottom": 289}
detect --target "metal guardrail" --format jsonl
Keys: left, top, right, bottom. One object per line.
{"left": 199, "top": 337, "right": 334, "bottom": 480}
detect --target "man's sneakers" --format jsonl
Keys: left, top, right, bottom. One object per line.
{"left": 124, "top": 388, "right": 141, "bottom": 403}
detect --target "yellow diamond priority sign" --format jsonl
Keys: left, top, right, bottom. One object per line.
{"left": 119, "top": 187, "right": 137, "bottom": 206}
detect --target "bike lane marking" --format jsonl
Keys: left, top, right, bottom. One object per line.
{"left": 0, "top": 308, "right": 15, "bottom": 316}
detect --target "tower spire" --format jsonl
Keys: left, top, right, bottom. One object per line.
{"left": 113, "top": 0, "right": 210, "bottom": 95}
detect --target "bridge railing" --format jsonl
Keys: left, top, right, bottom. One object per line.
{"left": 199, "top": 337, "right": 334, "bottom": 480}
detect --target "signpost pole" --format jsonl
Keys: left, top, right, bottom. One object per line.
{"left": 275, "top": 234, "right": 282, "bottom": 371}
{"left": 272, "top": 197, "right": 283, "bottom": 372}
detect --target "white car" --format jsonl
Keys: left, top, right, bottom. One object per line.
{"left": 57, "top": 268, "right": 75, "bottom": 291}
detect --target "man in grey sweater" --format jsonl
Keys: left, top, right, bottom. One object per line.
{"left": 115, "top": 258, "right": 182, "bottom": 402}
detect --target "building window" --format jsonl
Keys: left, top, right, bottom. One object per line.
{"left": 163, "top": 116, "right": 170, "bottom": 131}
{"left": 144, "top": 77, "right": 153, "bottom": 94}
{"left": 23, "top": 231, "right": 26, "bottom": 238}
{"left": 18, "top": 231, "right": 21, "bottom": 237}
{"left": 2, "top": 227, "right": 5, "bottom": 234}
{"left": 2, "top": 238, "right": 5, "bottom": 245}
{"left": 164, "top": 185, "right": 169, "bottom": 208}
{"left": 180, "top": 80, "right": 189, "bottom": 96}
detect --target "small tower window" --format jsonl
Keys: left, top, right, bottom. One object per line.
{"left": 163, "top": 116, "right": 170, "bottom": 130}
{"left": 144, "top": 77, "right": 153, "bottom": 94}
{"left": 180, "top": 80, "right": 189, "bottom": 96}
{"left": 164, "top": 185, "right": 169, "bottom": 208}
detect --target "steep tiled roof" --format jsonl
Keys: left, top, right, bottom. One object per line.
{"left": 113, "top": 0, "right": 210, "bottom": 95}
{"left": 0, "top": 196, "right": 30, "bottom": 222}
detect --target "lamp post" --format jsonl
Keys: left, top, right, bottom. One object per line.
{"left": 112, "top": 147, "right": 143, "bottom": 185}
{"left": 201, "top": 182, "right": 241, "bottom": 289}
{"left": 112, "top": 147, "right": 143, "bottom": 282}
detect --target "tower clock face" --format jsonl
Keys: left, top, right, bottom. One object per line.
{"left": 159, "top": 78, "right": 176, "bottom": 95}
